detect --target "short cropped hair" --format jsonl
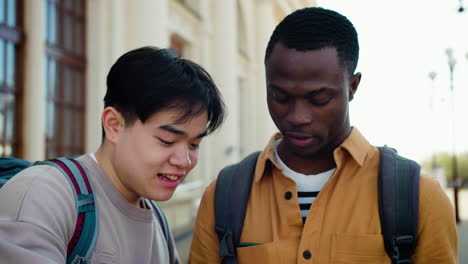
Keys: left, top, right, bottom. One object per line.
{"left": 265, "top": 7, "right": 359, "bottom": 75}
{"left": 104, "top": 46, "right": 225, "bottom": 136}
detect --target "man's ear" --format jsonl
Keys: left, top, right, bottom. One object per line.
{"left": 348, "top": 72, "right": 361, "bottom": 102}
{"left": 102, "top": 107, "right": 125, "bottom": 144}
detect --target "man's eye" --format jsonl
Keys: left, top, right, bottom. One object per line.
{"left": 158, "top": 138, "right": 174, "bottom": 146}
{"left": 309, "top": 94, "right": 332, "bottom": 106}
{"left": 190, "top": 144, "right": 200, "bottom": 150}
{"left": 310, "top": 98, "right": 330, "bottom": 106}
{"left": 272, "top": 90, "right": 288, "bottom": 103}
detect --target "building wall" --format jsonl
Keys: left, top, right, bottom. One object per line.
{"left": 9, "top": 0, "right": 316, "bottom": 233}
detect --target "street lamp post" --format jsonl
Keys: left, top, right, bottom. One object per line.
{"left": 445, "top": 48, "right": 460, "bottom": 223}
{"left": 428, "top": 71, "right": 437, "bottom": 170}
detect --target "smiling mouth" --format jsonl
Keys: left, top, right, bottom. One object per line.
{"left": 157, "top": 174, "right": 181, "bottom": 182}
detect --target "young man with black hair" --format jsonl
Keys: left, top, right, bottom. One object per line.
{"left": 189, "top": 7, "right": 458, "bottom": 263}
{"left": 0, "top": 46, "right": 225, "bottom": 263}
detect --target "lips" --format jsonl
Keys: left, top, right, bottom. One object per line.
{"left": 285, "top": 131, "right": 313, "bottom": 139}
{"left": 284, "top": 131, "right": 317, "bottom": 147}
{"left": 157, "top": 173, "right": 184, "bottom": 188}
{"left": 158, "top": 174, "right": 180, "bottom": 181}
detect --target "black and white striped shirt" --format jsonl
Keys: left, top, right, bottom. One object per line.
{"left": 274, "top": 139, "right": 335, "bottom": 223}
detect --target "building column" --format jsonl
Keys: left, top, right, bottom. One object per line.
{"left": 22, "top": 0, "right": 46, "bottom": 160}
{"left": 125, "top": 0, "right": 169, "bottom": 50}
{"left": 254, "top": 0, "right": 278, "bottom": 144}
{"left": 212, "top": 0, "right": 239, "bottom": 169}
{"left": 85, "top": 0, "right": 107, "bottom": 152}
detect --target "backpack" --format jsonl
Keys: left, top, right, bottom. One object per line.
{"left": 214, "top": 146, "right": 421, "bottom": 264}
{"left": 0, "top": 157, "right": 170, "bottom": 264}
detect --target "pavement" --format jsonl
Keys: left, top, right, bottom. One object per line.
{"left": 446, "top": 189, "right": 468, "bottom": 263}
{"left": 459, "top": 220, "right": 468, "bottom": 264}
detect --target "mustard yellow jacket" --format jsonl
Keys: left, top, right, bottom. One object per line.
{"left": 190, "top": 128, "right": 458, "bottom": 264}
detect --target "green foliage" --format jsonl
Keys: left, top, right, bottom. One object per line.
{"left": 421, "top": 152, "right": 468, "bottom": 181}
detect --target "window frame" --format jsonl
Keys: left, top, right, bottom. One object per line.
{"left": 0, "top": 0, "right": 24, "bottom": 157}
{"left": 45, "top": 0, "right": 86, "bottom": 158}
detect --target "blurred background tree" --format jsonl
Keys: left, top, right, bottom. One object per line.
{"left": 421, "top": 152, "right": 468, "bottom": 183}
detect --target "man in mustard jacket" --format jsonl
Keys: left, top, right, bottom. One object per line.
{"left": 189, "top": 7, "right": 458, "bottom": 264}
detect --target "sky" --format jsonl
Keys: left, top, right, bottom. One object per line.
{"left": 316, "top": 0, "right": 468, "bottom": 163}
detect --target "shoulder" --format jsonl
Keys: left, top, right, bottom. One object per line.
{"left": 0, "top": 164, "right": 76, "bottom": 227}
{"left": 419, "top": 176, "right": 451, "bottom": 207}
{"left": 1, "top": 164, "right": 74, "bottom": 203}
{"left": 201, "top": 180, "right": 217, "bottom": 206}
{"left": 0, "top": 165, "right": 80, "bottom": 262}
{"left": 413, "top": 177, "right": 458, "bottom": 262}
{"left": 418, "top": 175, "right": 455, "bottom": 228}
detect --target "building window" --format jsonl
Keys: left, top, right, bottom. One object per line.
{"left": 238, "top": 77, "right": 248, "bottom": 157}
{"left": 237, "top": 3, "right": 248, "bottom": 59}
{"left": 0, "top": 0, "right": 22, "bottom": 157}
{"left": 176, "top": 0, "right": 201, "bottom": 18}
{"left": 45, "top": 0, "right": 86, "bottom": 158}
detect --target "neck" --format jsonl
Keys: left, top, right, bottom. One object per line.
{"left": 95, "top": 144, "right": 142, "bottom": 207}
{"left": 278, "top": 144, "right": 336, "bottom": 175}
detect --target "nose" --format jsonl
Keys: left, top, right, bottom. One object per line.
{"left": 286, "top": 100, "right": 312, "bottom": 126}
{"left": 169, "top": 146, "right": 192, "bottom": 168}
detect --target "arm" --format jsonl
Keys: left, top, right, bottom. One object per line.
{"left": 0, "top": 165, "right": 77, "bottom": 263}
{"left": 412, "top": 177, "right": 458, "bottom": 263}
{"left": 189, "top": 181, "right": 222, "bottom": 264}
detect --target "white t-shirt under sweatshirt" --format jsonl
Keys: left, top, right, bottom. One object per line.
{"left": 0, "top": 154, "right": 180, "bottom": 264}
{"left": 274, "top": 139, "right": 335, "bottom": 223}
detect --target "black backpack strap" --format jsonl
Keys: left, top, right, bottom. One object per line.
{"left": 214, "top": 151, "right": 261, "bottom": 264}
{"left": 148, "top": 200, "right": 170, "bottom": 247}
{"left": 378, "top": 147, "right": 420, "bottom": 264}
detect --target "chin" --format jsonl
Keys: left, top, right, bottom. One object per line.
{"left": 293, "top": 150, "right": 319, "bottom": 158}
{"left": 290, "top": 144, "right": 325, "bottom": 158}
{"left": 146, "top": 190, "right": 175, "bottom": 202}
{"left": 283, "top": 141, "right": 320, "bottom": 156}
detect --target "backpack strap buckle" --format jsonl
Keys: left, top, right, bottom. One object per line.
{"left": 392, "top": 235, "right": 414, "bottom": 263}
{"left": 215, "top": 225, "right": 236, "bottom": 257}
{"left": 395, "top": 235, "right": 413, "bottom": 247}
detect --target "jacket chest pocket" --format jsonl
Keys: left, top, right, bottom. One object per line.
{"left": 236, "top": 240, "right": 296, "bottom": 264}
{"left": 330, "top": 234, "right": 391, "bottom": 264}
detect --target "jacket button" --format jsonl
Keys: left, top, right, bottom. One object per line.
{"left": 284, "top": 191, "right": 292, "bottom": 200}
{"left": 303, "top": 250, "right": 312, "bottom": 259}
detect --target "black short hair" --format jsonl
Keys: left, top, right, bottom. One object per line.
{"left": 104, "top": 46, "right": 225, "bottom": 135}
{"left": 265, "top": 7, "right": 359, "bottom": 75}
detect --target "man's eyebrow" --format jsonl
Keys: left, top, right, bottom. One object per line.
{"left": 270, "top": 84, "right": 286, "bottom": 92}
{"left": 159, "top": 125, "right": 207, "bottom": 139}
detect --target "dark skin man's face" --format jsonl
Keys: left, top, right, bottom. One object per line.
{"left": 265, "top": 42, "right": 361, "bottom": 174}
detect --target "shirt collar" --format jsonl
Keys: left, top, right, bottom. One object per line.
{"left": 334, "top": 127, "right": 371, "bottom": 167}
{"left": 254, "top": 127, "right": 372, "bottom": 183}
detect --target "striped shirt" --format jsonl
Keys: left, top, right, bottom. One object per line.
{"left": 274, "top": 139, "right": 335, "bottom": 223}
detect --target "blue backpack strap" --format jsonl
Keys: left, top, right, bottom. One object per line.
{"left": 38, "top": 158, "right": 98, "bottom": 264}
{"left": 0, "top": 157, "right": 32, "bottom": 187}
{"left": 148, "top": 200, "right": 170, "bottom": 248}
{"left": 214, "top": 151, "right": 260, "bottom": 264}
{"left": 378, "top": 147, "right": 420, "bottom": 264}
